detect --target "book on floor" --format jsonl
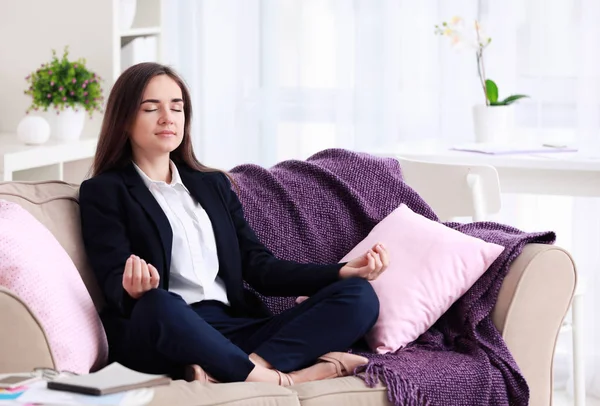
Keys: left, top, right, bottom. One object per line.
{"left": 46, "top": 362, "right": 171, "bottom": 396}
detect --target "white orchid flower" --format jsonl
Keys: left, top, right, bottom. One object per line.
{"left": 434, "top": 16, "right": 528, "bottom": 106}
{"left": 435, "top": 17, "right": 484, "bottom": 52}
{"left": 474, "top": 21, "right": 492, "bottom": 48}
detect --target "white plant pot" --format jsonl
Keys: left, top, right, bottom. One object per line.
{"left": 53, "top": 107, "right": 86, "bottom": 141}
{"left": 472, "top": 104, "right": 515, "bottom": 144}
{"left": 17, "top": 116, "right": 51, "bottom": 145}
{"left": 119, "top": 0, "right": 137, "bottom": 32}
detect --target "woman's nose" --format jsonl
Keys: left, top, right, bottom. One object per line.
{"left": 159, "top": 109, "right": 174, "bottom": 124}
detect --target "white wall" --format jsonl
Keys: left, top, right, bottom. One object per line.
{"left": 0, "top": 0, "right": 113, "bottom": 137}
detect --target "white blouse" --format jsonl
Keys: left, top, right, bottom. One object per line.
{"left": 133, "top": 161, "right": 229, "bottom": 305}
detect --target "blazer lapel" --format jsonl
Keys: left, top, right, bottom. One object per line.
{"left": 121, "top": 163, "right": 173, "bottom": 275}
{"left": 178, "top": 165, "right": 230, "bottom": 277}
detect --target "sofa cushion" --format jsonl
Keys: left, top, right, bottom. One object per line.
{"left": 150, "top": 380, "right": 300, "bottom": 406}
{"left": 292, "top": 377, "right": 390, "bottom": 406}
{"left": 0, "top": 180, "right": 104, "bottom": 311}
{"left": 0, "top": 199, "right": 108, "bottom": 374}
{"left": 0, "top": 286, "right": 55, "bottom": 373}
{"left": 339, "top": 204, "right": 504, "bottom": 354}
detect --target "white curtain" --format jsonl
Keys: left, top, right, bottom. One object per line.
{"left": 164, "top": 0, "right": 600, "bottom": 399}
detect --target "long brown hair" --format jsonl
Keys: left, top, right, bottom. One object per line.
{"left": 92, "top": 62, "right": 237, "bottom": 188}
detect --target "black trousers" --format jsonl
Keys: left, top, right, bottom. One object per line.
{"left": 116, "top": 277, "right": 379, "bottom": 383}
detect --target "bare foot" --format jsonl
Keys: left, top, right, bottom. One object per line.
{"left": 246, "top": 363, "right": 294, "bottom": 386}
{"left": 289, "top": 352, "right": 369, "bottom": 384}
{"left": 185, "top": 364, "right": 219, "bottom": 383}
{"left": 275, "top": 370, "right": 294, "bottom": 386}
{"left": 318, "top": 352, "right": 369, "bottom": 376}
{"left": 249, "top": 353, "right": 273, "bottom": 369}
{"left": 289, "top": 362, "right": 338, "bottom": 383}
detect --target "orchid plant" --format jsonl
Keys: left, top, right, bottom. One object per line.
{"left": 434, "top": 17, "right": 528, "bottom": 107}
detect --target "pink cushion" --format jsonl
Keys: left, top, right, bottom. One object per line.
{"left": 0, "top": 200, "right": 108, "bottom": 373}
{"left": 340, "top": 204, "right": 504, "bottom": 354}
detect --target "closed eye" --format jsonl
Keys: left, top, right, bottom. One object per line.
{"left": 143, "top": 109, "right": 182, "bottom": 112}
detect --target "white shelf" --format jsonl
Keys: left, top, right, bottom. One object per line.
{"left": 120, "top": 26, "right": 161, "bottom": 38}
{"left": 112, "top": 0, "right": 165, "bottom": 83}
{"left": 0, "top": 133, "right": 98, "bottom": 182}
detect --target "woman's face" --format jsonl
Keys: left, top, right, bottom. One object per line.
{"left": 129, "top": 75, "right": 185, "bottom": 160}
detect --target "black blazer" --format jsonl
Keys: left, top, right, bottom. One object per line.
{"left": 79, "top": 162, "right": 344, "bottom": 323}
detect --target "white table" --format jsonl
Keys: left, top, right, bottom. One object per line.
{"left": 368, "top": 140, "right": 600, "bottom": 197}
{"left": 0, "top": 133, "right": 98, "bottom": 184}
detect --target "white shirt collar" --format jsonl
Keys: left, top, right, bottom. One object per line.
{"left": 132, "top": 160, "right": 185, "bottom": 189}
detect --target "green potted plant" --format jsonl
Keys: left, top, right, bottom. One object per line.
{"left": 24, "top": 46, "right": 104, "bottom": 141}
{"left": 435, "top": 17, "right": 529, "bottom": 143}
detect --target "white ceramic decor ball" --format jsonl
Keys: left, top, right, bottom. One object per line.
{"left": 17, "top": 116, "right": 51, "bottom": 145}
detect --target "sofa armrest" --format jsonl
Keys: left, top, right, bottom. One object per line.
{"left": 491, "top": 243, "right": 576, "bottom": 406}
{"left": 0, "top": 286, "right": 55, "bottom": 373}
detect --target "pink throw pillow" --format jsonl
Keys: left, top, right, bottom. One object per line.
{"left": 0, "top": 200, "right": 108, "bottom": 373}
{"left": 340, "top": 204, "right": 504, "bottom": 354}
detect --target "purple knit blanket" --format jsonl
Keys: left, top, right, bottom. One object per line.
{"left": 229, "top": 148, "right": 555, "bottom": 406}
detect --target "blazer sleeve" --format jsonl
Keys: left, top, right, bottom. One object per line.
{"left": 217, "top": 173, "right": 345, "bottom": 297}
{"left": 79, "top": 178, "right": 136, "bottom": 317}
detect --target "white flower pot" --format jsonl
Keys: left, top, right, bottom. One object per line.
{"left": 53, "top": 107, "right": 86, "bottom": 141}
{"left": 119, "top": 0, "right": 137, "bottom": 32}
{"left": 472, "top": 104, "right": 515, "bottom": 144}
{"left": 17, "top": 116, "right": 51, "bottom": 145}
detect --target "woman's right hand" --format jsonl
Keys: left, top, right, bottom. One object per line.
{"left": 122, "top": 255, "right": 160, "bottom": 299}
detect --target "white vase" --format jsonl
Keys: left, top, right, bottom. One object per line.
{"left": 17, "top": 116, "right": 51, "bottom": 145}
{"left": 119, "top": 0, "right": 137, "bottom": 32}
{"left": 53, "top": 107, "right": 86, "bottom": 141}
{"left": 472, "top": 104, "right": 515, "bottom": 144}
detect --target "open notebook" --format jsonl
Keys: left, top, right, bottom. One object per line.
{"left": 47, "top": 363, "right": 171, "bottom": 396}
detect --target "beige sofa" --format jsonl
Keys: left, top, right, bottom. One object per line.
{"left": 0, "top": 180, "right": 576, "bottom": 406}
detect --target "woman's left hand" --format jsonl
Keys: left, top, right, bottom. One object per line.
{"left": 339, "top": 242, "right": 389, "bottom": 281}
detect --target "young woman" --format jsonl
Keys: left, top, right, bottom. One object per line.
{"left": 79, "top": 62, "right": 389, "bottom": 386}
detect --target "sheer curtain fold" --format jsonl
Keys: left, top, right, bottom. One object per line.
{"left": 164, "top": 0, "right": 599, "bottom": 398}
